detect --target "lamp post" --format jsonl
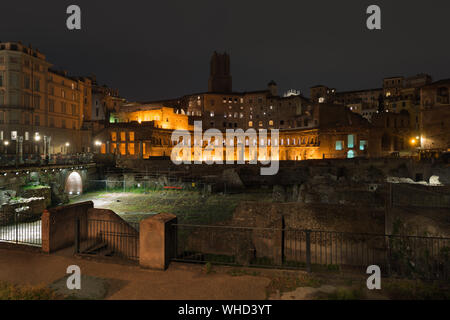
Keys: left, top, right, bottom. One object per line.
{"left": 17, "top": 136, "right": 23, "bottom": 166}
{"left": 4, "top": 140, "right": 9, "bottom": 155}
{"left": 34, "top": 134, "right": 41, "bottom": 164}
{"left": 43, "top": 136, "right": 52, "bottom": 165}
{"left": 410, "top": 136, "right": 421, "bottom": 158}
{"left": 94, "top": 140, "right": 102, "bottom": 153}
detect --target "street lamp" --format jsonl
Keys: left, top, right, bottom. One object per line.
{"left": 4, "top": 140, "right": 9, "bottom": 156}
{"left": 94, "top": 140, "right": 103, "bottom": 155}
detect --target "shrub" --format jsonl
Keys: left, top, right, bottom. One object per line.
{"left": 0, "top": 281, "right": 58, "bottom": 300}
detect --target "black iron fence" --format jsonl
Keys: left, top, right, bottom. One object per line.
{"left": 0, "top": 153, "right": 94, "bottom": 168}
{"left": 173, "top": 224, "right": 450, "bottom": 280}
{"left": 75, "top": 218, "right": 139, "bottom": 261}
{"left": 0, "top": 211, "right": 42, "bottom": 246}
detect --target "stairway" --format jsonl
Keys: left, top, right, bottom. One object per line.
{"left": 81, "top": 241, "right": 115, "bottom": 257}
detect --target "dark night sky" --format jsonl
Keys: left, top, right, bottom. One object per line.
{"left": 2, "top": 0, "right": 449, "bottom": 101}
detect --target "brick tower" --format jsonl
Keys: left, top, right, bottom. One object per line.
{"left": 208, "top": 51, "right": 232, "bottom": 93}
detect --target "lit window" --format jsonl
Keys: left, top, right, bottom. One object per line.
{"left": 269, "top": 120, "right": 274, "bottom": 126}
{"left": 120, "top": 143, "right": 126, "bottom": 155}
{"left": 360, "top": 140, "right": 367, "bottom": 151}
{"left": 120, "top": 132, "right": 126, "bottom": 141}
{"left": 348, "top": 135, "right": 354, "bottom": 148}
{"left": 336, "top": 141, "right": 343, "bottom": 151}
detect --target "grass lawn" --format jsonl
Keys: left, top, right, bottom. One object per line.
{"left": 0, "top": 281, "right": 58, "bottom": 300}
{"left": 70, "top": 189, "right": 272, "bottom": 225}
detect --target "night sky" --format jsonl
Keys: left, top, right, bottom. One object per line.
{"left": 2, "top": 0, "right": 449, "bottom": 101}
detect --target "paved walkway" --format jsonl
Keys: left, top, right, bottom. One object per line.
{"left": 0, "top": 248, "right": 271, "bottom": 300}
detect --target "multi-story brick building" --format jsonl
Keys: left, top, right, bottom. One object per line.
{"left": 0, "top": 41, "right": 92, "bottom": 162}
{"left": 310, "top": 85, "right": 382, "bottom": 122}
{"left": 310, "top": 74, "right": 432, "bottom": 130}
{"left": 119, "top": 52, "right": 311, "bottom": 134}
{"left": 420, "top": 79, "right": 450, "bottom": 151}
{"left": 96, "top": 52, "right": 417, "bottom": 162}
{"left": 96, "top": 102, "right": 398, "bottom": 162}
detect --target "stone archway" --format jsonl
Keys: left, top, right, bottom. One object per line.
{"left": 64, "top": 171, "right": 83, "bottom": 195}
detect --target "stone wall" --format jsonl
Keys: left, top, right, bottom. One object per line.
{"left": 232, "top": 201, "right": 385, "bottom": 234}
{"left": 19, "top": 187, "right": 52, "bottom": 207}
{"left": 41, "top": 201, "right": 140, "bottom": 255}
{"left": 41, "top": 201, "right": 94, "bottom": 253}
{"left": 0, "top": 197, "right": 46, "bottom": 224}
{"left": 85, "top": 208, "right": 139, "bottom": 258}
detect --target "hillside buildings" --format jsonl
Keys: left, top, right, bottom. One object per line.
{"left": 1, "top": 42, "right": 447, "bottom": 165}
{"left": 420, "top": 79, "right": 450, "bottom": 150}
{"left": 0, "top": 41, "right": 124, "bottom": 163}
{"left": 96, "top": 52, "right": 417, "bottom": 161}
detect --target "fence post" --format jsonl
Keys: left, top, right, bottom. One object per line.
{"left": 386, "top": 235, "right": 391, "bottom": 277}
{"left": 74, "top": 217, "right": 80, "bottom": 254}
{"left": 15, "top": 211, "right": 18, "bottom": 244}
{"left": 306, "top": 230, "right": 311, "bottom": 273}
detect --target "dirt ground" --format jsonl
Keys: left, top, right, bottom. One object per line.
{"left": 0, "top": 247, "right": 271, "bottom": 300}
